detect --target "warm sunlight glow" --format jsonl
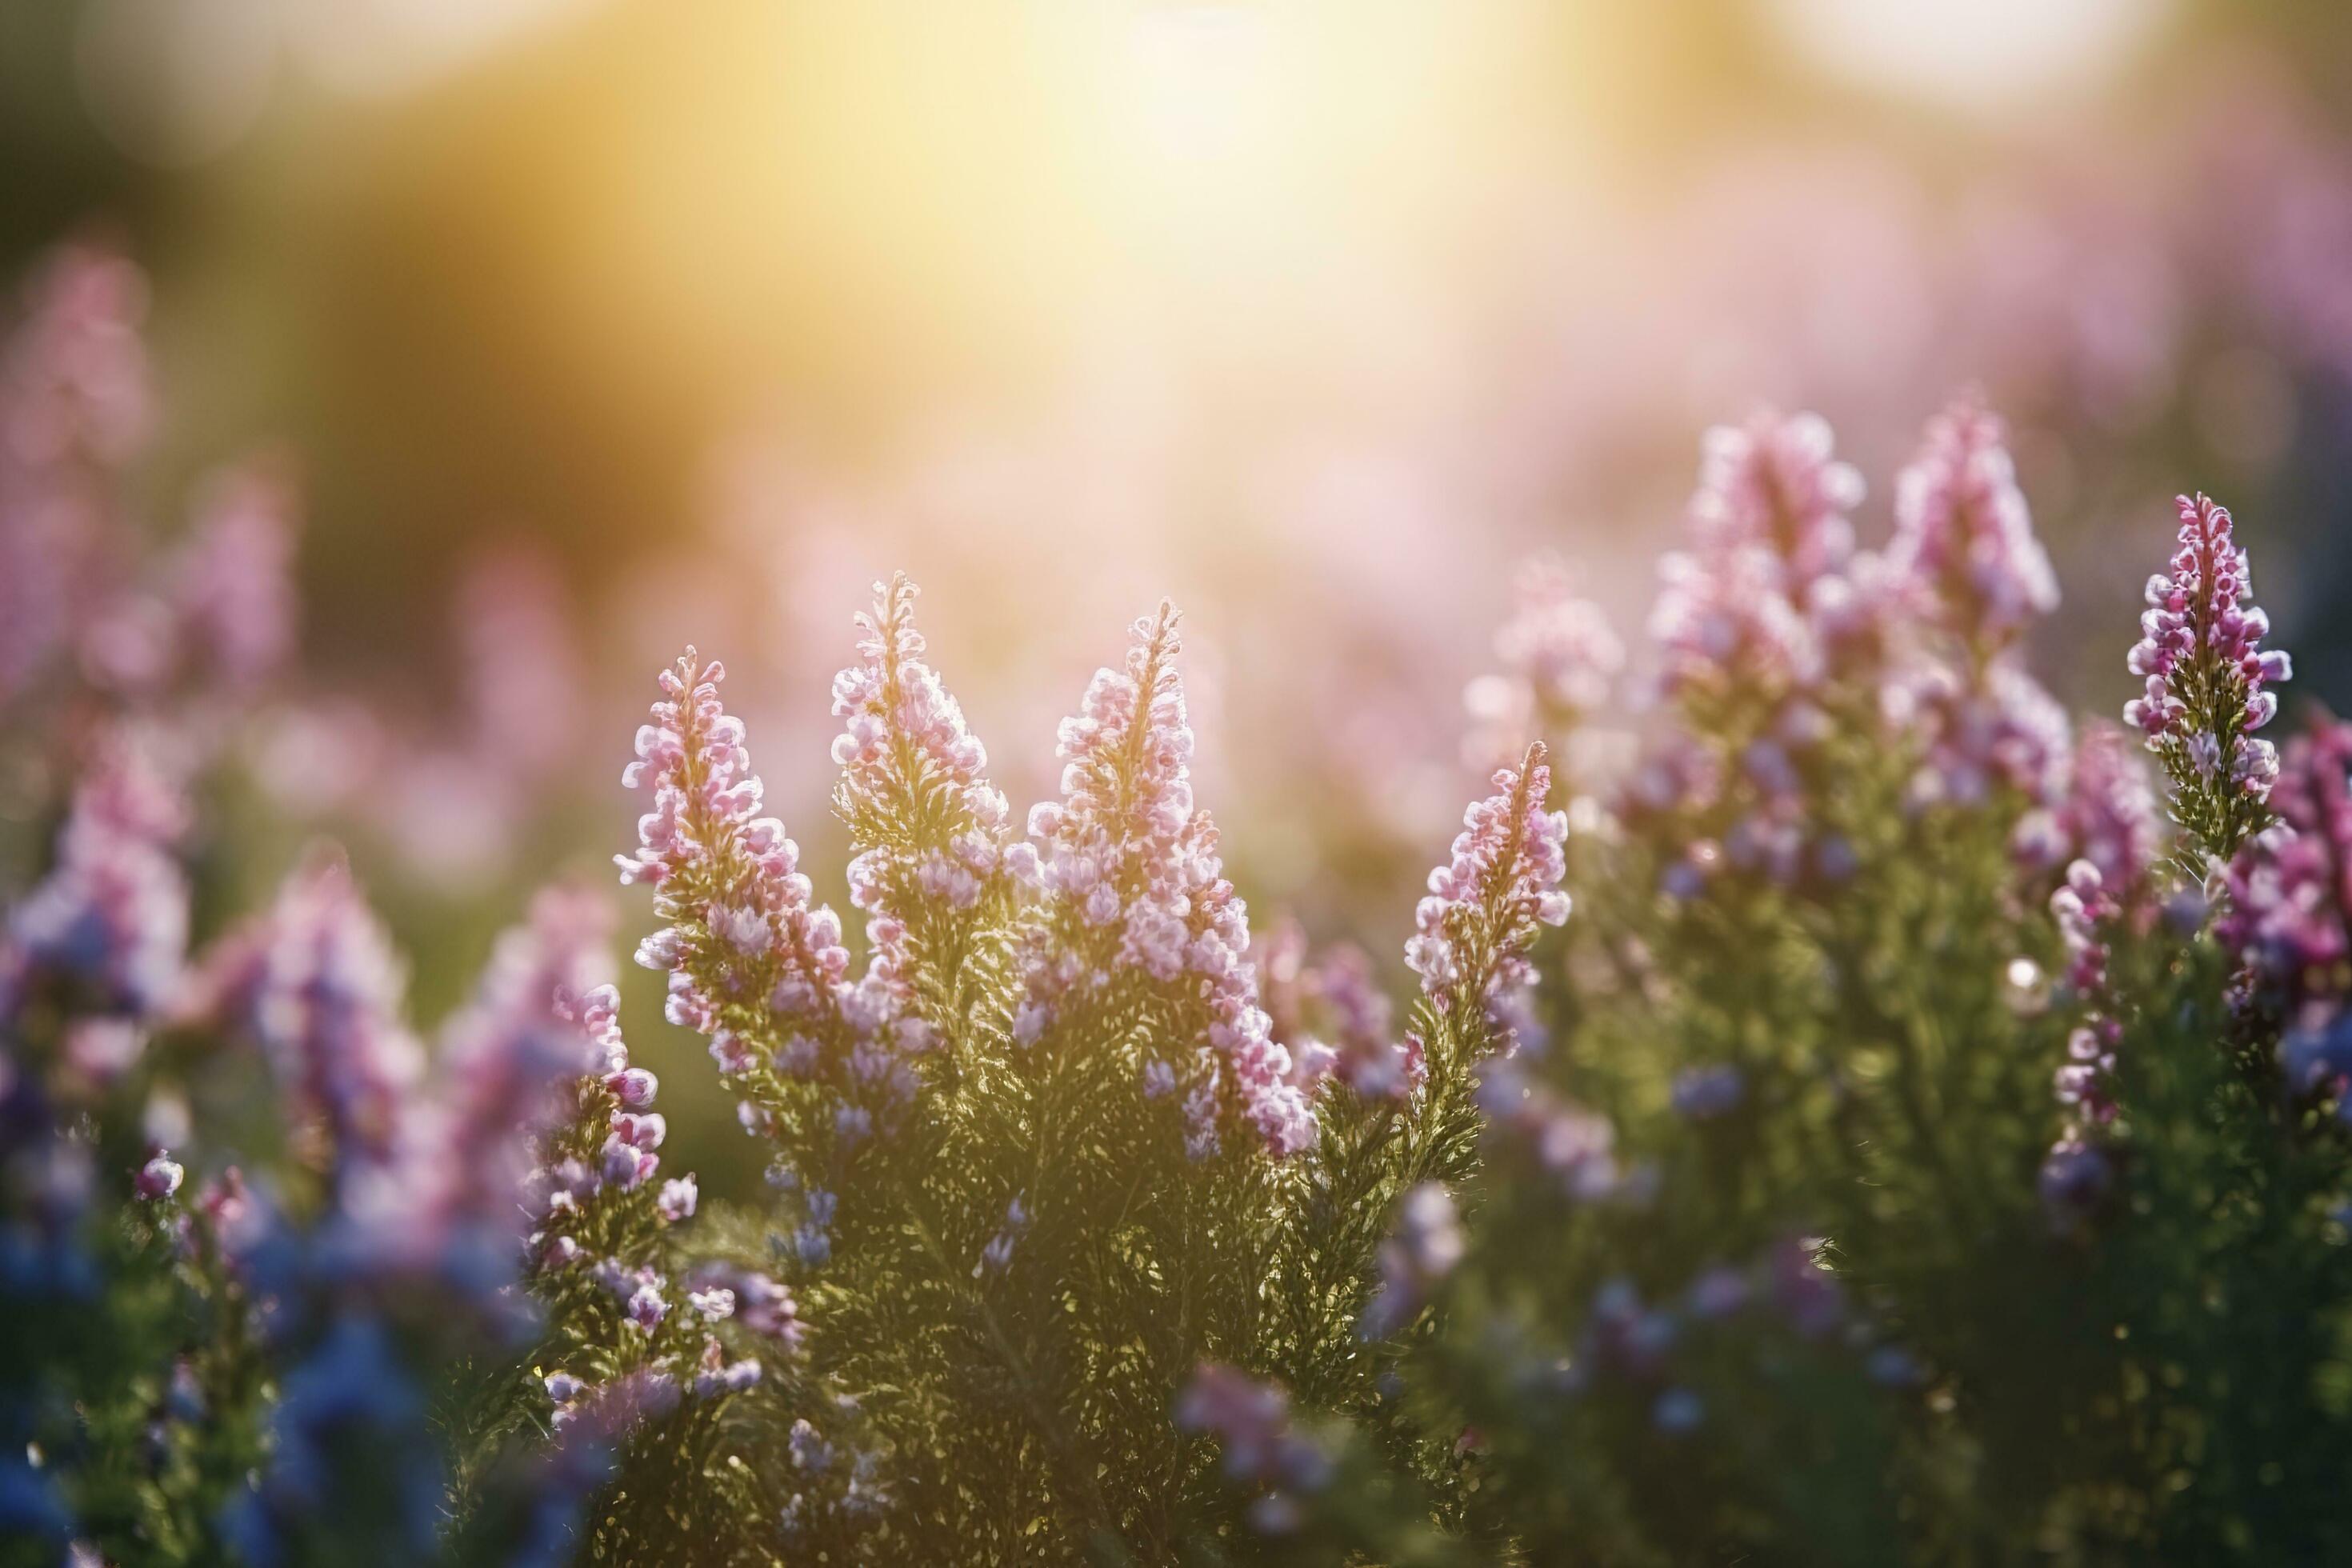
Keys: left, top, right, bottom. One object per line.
{"left": 1766, "top": 0, "right": 2171, "bottom": 111}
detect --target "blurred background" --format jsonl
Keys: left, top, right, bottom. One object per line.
{"left": 9, "top": 0, "right": 2352, "bottom": 1188}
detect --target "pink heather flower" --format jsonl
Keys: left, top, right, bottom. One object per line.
{"left": 831, "top": 575, "right": 1010, "bottom": 1050}
{"left": 1687, "top": 410, "right": 1866, "bottom": 590}
{"left": 2042, "top": 857, "right": 2129, "bottom": 1234}
{"left": 4, "top": 730, "right": 190, "bottom": 1020}
{"left": 0, "top": 248, "right": 150, "bottom": 705}
{"left": 165, "top": 462, "right": 300, "bottom": 694}
{"left": 1259, "top": 923, "right": 1410, "bottom": 1102}
{"left": 2218, "top": 716, "right": 2352, "bottom": 1024}
{"left": 1463, "top": 554, "right": 1623, "bottom": 769}
{"left": 626, "top": 1282, "right": 668, "bottom": 1330}
{"left": 1894, "top": 659, "right": 2072, "bottom": 816}
{"left": 184, "top": 852, "right": 423, "bottom": 1180}
{"left": 1406, "top": 744, "right": 1570, "bottom": 1039}
{"left": 1651, "top": 539, "right": 1818, "bottom": 698}
{"left": 1649, "top": 410, "right": 1881, "bottom": 700}
{"left": 1015, "top": 603, "right": 1314, "bottom": 1156}
{"left": 2050, "top": 862, "right": 2123, "bottom": 1115}
{"left": 618, "top": 648, "right": 927, "bottom": 1183}
{"left": 0, "top": 245, "right": 150, "bottom": 470}
{"left": 546, "top": 1366, "right": 682, "bottom": 1441}
{"left": 1886, "top": 400, "right": 2058, "bottom": 654}
{"left": 346, "top": 886, "right": 616, "bottom": 1278}
{"left": 2125, "top": 493, "right": 2293, "bottom": 864}
{"left": 452, "top": 544, "right": 587, "bottom": 781}
{"left": 830, "top": 574, "right": 995, "bottom": 817}
{"left": 658, "top": 1174, "right": 698, "bottom": 1222}
{"left": 691, "top": 1262, "right": 804, "bottom": 1348}
{"left": 2015, "top": 722, "right": 2164, "bottom": 897}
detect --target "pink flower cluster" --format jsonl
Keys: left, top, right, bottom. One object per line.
{"left": 1463, "top": 553, "right": 1623, "bottom": 770}
{"left": 2218, "top": 718, "right": 2352, "bottom": 1025}
{"left": 1406, "top": 745, "right": 1570, "bottom": 1038}
{"left": 1650, "top": 411, "right": 1874, "bottom": 698}
{"left": 833, "top": 574, "right": 1011, "bottom": 1006}
{"left": 0, "top": 246, "right": 150, "bottom": 704}
{"left": 1894, "top": 659, "right": 2073, "bottom": 815}
{"left": 2, "top": 730, "right": 191, "bottom": 1022}
{"left": 2125, "top": 494, "right": 2292, "bottom": 858}
{"left": 0, "top": 247, "right": 297, "bottom": 718}
{"left": 2038, "top": 851, "right": 2137, "bottom": 1234}
{"left": 1012, "top": 604, "right": 1316, "bottom": 1157}
{"left": 372, "top": 886, "right": 618, "bottom": 1277}
{"left": 2016, "top": 724, "right": 2165, "bottom": 897}
{"left": 618, "top": 650, "right": 928, "bottom": 1213}
{"left": 1884, "top": 401, "right": 2059, "bottom": 654}
{"left": 1259, "top": 922, "right": 1419, "bottom": 1102}
{"left": 183, "top": 854, "right": 424, "bottom": 1183}
{"left": 1474, "top": 1059, "right": 1628, "bottom": 1203}
{"left": 2049, "top": 862, "right": 2124, "bottom": 1130}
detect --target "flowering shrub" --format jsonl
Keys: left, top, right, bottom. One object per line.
{"left": 9, "top": 244, "right": 2352, "bottom": 1567}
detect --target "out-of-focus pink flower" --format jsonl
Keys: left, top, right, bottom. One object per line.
{"left": 1464, "top": 554, "right": 1623, "bottom": 770}
{"left": 1175, "top": 1364, "right": 1331, "bottom": 1494}
{"left": 1886, "top": 401, "right": 2058, "bottom": 656}
{"left": 1261, "top": 922, "right": 1414, "bottom": 1102}
{"left": 2219, "top": 717, "right": 2352, "bottom": 1025}
{"left": 2015, "top": 722, "right": 2164, "bottom": 897}
{"left": 183, "top": 851, "right": 423, "bottom": 1181}
{"left": 1896, "top": 660, "right": 2072, "bottom": 815}
{"left": 167, "top": 462, "right": 301, "bottom": 694}
{"left": 4, "top": 730, "right": 191, "bottom": 1021}
{"left": 348, "top": 885, "right": 614, "bottom": 1279}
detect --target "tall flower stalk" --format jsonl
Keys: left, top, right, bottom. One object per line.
{"left": 2126, "top": 492, "right": 2292, "bottom": 874}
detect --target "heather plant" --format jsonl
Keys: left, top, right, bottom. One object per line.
{"left": 1194, "top": 409, "right": 2352, "bottom": 1566}
{"left": 13, "top": 235, "right": 2352, "bottom": 1568}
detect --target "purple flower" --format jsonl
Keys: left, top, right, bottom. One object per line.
{"left": 5, "top": 732, "right": 190, "bottom": 1022}
{"left": 134, "top": 1151, "right": 183, "bottom": 1200}
{"left": 182, "top": 852, "right": 422, "bottom": 1184}
{"left": 1016, "top": 602, "right": 1314, "bottom": 1156}
{"left": 1670, "top": 1064, "right": 1745, "bottom": 1120}
{"left": 2038, "top": 1137, "right": 2114, "bottom": 1233}
{"left": 1464, "top": 553, "right": 1624, "bottom": 767}
{"left": 1407, "top": 746, "right": 1570, "bottom": 1042}
{"left": 1886, "top": 400, "right": 2058, "bottom": 654}
{"left": 626, "top": 1282, "right": 667, "bottom": 1330}
{"left": 2125, "top": 493, "right": 2292, "bottom": 862}
{"left": 1175, "top": 1364, "right": 1332, "bottom": 1494}
{"left": 2219, "top": 716, "right": 2352, "bottom": 1022}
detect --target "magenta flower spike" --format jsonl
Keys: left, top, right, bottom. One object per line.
{"left": 2124, "top": 493, "right": 2293, "bottom": 869}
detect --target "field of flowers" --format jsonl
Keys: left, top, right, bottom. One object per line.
{"left": 9, "top": 3, "right": 2352, "bottom": 1565}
